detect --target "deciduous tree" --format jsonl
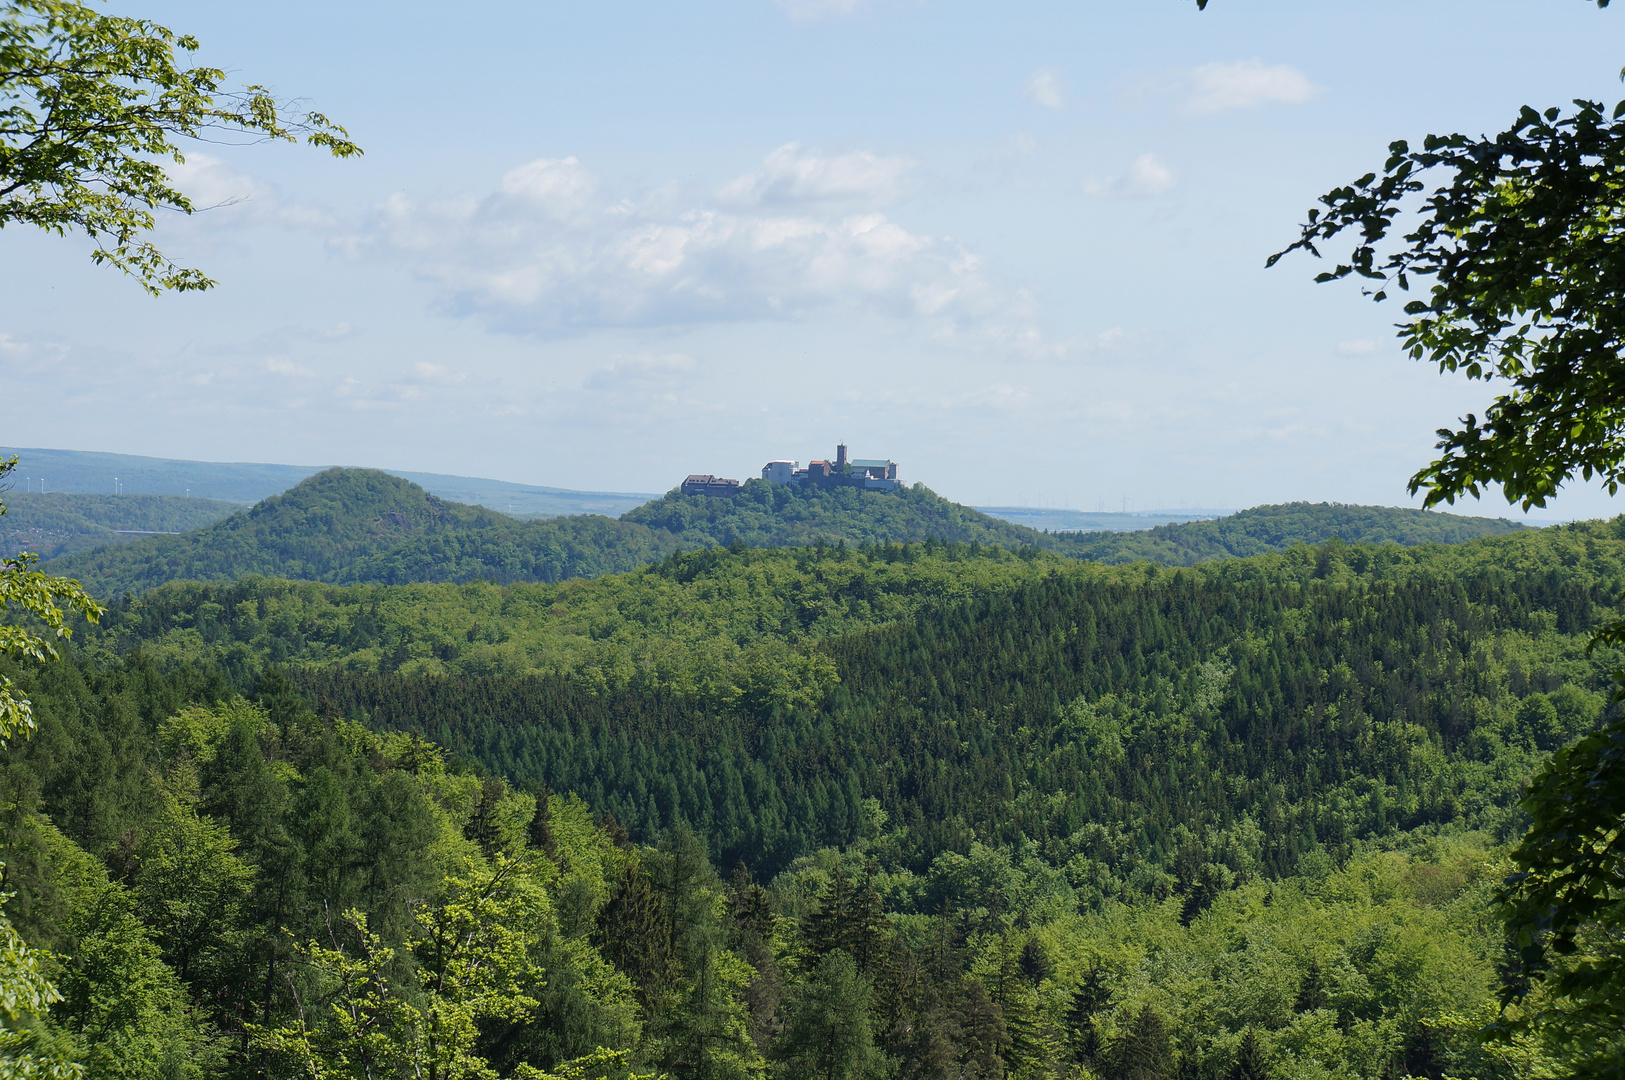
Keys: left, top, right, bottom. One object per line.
{"left": 0, "top": 0, "right": 360, "bottom": 294}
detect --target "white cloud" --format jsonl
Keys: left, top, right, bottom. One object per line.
{"left": 774, "top": 0, "right": 876, "bottom": 22}
{"left": 411, "top": 362, "right": 468, "bottom": 384}
{"left": 348, "top": 148, "right": 1053, "bottom": 355}
{"left": 166, "top": 153, "right": 338, "bottom": 230}
{"left": 1023, "top": 68, "right": 1066, "bottom": 110}
{"left": 1338, "top": 339, "right": 1377, "bottom": 355}
{"left": 585, "top": 352, "right": 700, "bottom": 391}
{"left": 0, "top": 332, "right": 68, "bottom": 369}
{"left": 266, "top": 358, "right": 316, "bottom": 378}
{"left": 1087, "top": 154, "right": 1176, "bottom": 199}
{"left": 1184, "top": 60, "right": 1322, "bottom": 115}
{"left": 716, "top": 143, "right": 915, "bottom": 207}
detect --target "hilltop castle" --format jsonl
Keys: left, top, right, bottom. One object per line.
{"left": 680, "top": 443, "right": 900, "bottom": 497}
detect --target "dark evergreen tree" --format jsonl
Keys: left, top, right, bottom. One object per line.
{"left": 774, "top": 949, "right": 889, "bottom": 1080}
{"left": 1228, "top": 1026, "right": 1268, "bottom": 1080}
{"left": 597, "top": 860, "right": 675, "bottom": 1007}
{"left": 805, "top": 863, "right": 891, "bottom": 977}
{"left": 1017, "top": 938, "right": 1052, "bottom": 985}
{"left": 1293, "top": 959, "right": 1327, "bottom": 1013}
{"left": 727, "top": 862, "right": 784, "bottom": 1053}
{"left": 527, "top": 784, "right": 558, "bottom": 862}
{"left": 1065, "top": 966, "right": 1112, "bottom": 1068}
{"left": 1111, "top": 1005, "right": 1175, "bottom": 1080}
{"left": 463, "top": 775, "right": 507, "bottom": 855}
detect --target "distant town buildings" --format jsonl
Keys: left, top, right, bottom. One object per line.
{"left": 678, "top": 444, "right": 900, "bottom": 498}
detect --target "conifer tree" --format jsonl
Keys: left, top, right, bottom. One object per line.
{"left": 727, "top": 862, "right": 784, "bottom": 1053}
{"left": 528, "top": 785, "right": 559, "bottom": 862}
{"left": 1064, "top": 966, "right": 1111, "bottom": 1068}
{"left": 804, "top": 863, "right": 890, "bottom": 977}
{"left": 1293, "top": 959, "right": 1327, "bottom": 1013}
{"left": 1111, "top": 1005, "right": 1174, "bottom": 1080}
{"left": 1227, "top": 1026, "right": 1268, "bottom": 1080}
{"left": 597, "top": 861, "right": 674, "bottom": 1008}
{"left": 774, "top": 949, "right": 889, "bottom": 1080}
{"left": 989, "top": 944, "right": 1048, "bottom": 1078}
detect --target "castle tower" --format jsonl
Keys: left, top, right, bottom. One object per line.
{"left": 836, "top": 443, "right": 848, "bottom": 468}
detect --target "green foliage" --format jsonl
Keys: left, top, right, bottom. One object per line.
{"left": 1270, "top": 41, "right": 1625, "bottom": 1073}
{"left": 10, "top": 506, "right": 1625, "bottom": 1077}
{"left": 27, "top": 822, "right": 216, "bottom": 1078}
{"left": 1055, "top": 501, "right": 1525, "bottom": 566}
{"left": 0, "top": 0, "right": 358, "bottom": 294}
{"left": 256, "top": 855, "right": 553, "bottom": 1080}
{"left": 1272, "top": 96, "right": 1625, "bottom": 511}
{"left": 0, "top": 878, "right": 80, "bottom": 1079}
{"left": 48, "top": 469, "right": 678, "bottom": 598}
{"left": 0, "top": 457, "right": 103, "bottom": 745}
{"left": 1495, "top": 714, "right": 1625, "bottom": 1077}
{"left": 773, "top": 950, "right": 887, "bottom": 1080}
{"left": 625, "top": 479, "right": 1042, "bottom": 551}
{"left": 1, "top": 493, "right": 241, "bottom": 560}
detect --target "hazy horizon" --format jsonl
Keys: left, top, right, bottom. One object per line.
{"left": 4, "top": 0, "right": 1622, "bottom": 520}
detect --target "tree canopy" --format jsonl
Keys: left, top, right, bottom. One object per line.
{"left": 1269, "top": 16, "right": 1625, "bottom": 1069}
{"left": 0, "top": 0, "right": 359, "bottom": 294}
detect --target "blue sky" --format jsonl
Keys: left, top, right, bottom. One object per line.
{"left": 4, "top": 0, "right": 1624, "bottom": 515}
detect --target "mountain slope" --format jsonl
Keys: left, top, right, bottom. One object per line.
{"left": 1050, "top": 500, "right": 1527, "bottom": 564}
{"left": 1, "top": 493, "right": 243, "bottom": 558}
{"left": 0, "top": 445, "right": 658, "bottom": 515}
{"left": 50, "top": 469, "right": 675, "bottom": 597}
{"left": 50, "top": 468, "right": 1547, "bottom": 599}
{"left": 77, "top": 518, "right": 1625, "bottom": 879}
{"left": 625, "top": 479, "right": 1045, "bottom": 548}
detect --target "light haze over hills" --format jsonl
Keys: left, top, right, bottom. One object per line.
{"left": 5, "top": 1, "right": 1625, "bottom": 518}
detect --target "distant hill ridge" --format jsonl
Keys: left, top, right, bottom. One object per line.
{"left": 0, "top": 445, "right": 659, "bottom": 516}
{"left": 45, "top": 467, "right": 1538, "bottom": 598}
{"left": 0, "top": 492, "right": 242, "bottom": 559}
{"left": 1061, "top": 500, "right": 1528, "bottom": 566}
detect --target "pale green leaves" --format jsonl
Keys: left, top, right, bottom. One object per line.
{"left": 0, "top": 0, "right": 360, "bottom": 295}
{"left": 256, "top": 854, "right": 558, "bottom": 1080}
{"left": 0, "top": 871, "right": 82, "bottom": 1079}
{"left": 0, "top": 458, "right": 102, "bottom": 746}
{"left": 1272, "top": 99, "right": 1625, "bottom": 511}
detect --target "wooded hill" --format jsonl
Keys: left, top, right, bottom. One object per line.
{"left": 47, "top": 467, "right": 1537, "bottom": 599}
{"left": 3, "top": 519, "right": 1611, "bottom": 1078}
{"left": 79, "top": 519, "right": 1624, "bottom": 879}
{"left": 0, "top": 491, "right": 242, "bottom": 558}
{"left": 1056, "top": 501, "right": 1527, "bottom": 565}
{"left": 45, "top": 468, "right": 679, "bottom": 597}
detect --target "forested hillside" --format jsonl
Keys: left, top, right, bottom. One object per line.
{"left": 47, "top": 467, "right": 1539, "bottom": 601}
{"left": 4, "top": 522, "right": 1611, "bottom": 1077}
{"left": 81, "top": 521, "right": 1624, "bottom": 876}
{"left": 626, "top": 479, "right": 1045, "bottom": 549}
{"left": 1053, "top": 501, "right": 1527, "bottom": 565}
{"left": 0, "top": 491, "right": 242, "bottom": 558}
{"left": 48, "top": 468, "right": 678, "bottom": 597}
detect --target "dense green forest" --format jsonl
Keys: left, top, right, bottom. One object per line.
{"left": 46, "top": 470, "right": 680, "bottom": 598}
{"left": 624, "top": 481, "right": 1046, "bottom": 550}
{"left": 0, "top": 492, "right": 243, "bottom": 558}
{"left": 45, "top": 468, "right": 1537, "bottom": 601}
{"left": 1056, "top": 503, "right": 1527, "bottom": 566}
{"left": 3, "top": 521, "right": 1617, "bottom": 1076}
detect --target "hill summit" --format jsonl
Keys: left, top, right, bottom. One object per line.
{"left": 46, "top": 467, "right": 1539, "bottom": 597}
{"left": 47, "top": 469, "right": 675, "bottom": 597}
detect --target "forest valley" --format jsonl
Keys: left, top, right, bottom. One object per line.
{"left": 3, "top": 520, "right": 1623, "bottom": 1078}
